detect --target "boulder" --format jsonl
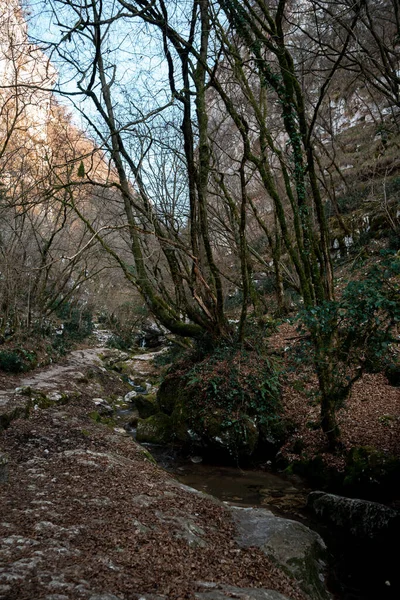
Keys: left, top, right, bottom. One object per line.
{"left": 135, "top": 394, "right": 159, "bottom": 419}
{"left": 136, "top": 413, "right": 173, "bottom": 444}
{"left": 307, "top": 491, "right": 400, "bottom": 540}
{"left": 202, "top": 410, "right": 259, "bottom": 458}
{"left": 230, "top": 506, "right": 329, "bottom": 600}
{"left": 157, "top": 373, "right": 190, "bottom": 415}
{"left": 124, "top": 390, "right": 137, "bottom": 403}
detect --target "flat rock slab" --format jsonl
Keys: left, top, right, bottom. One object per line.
{"left": 0, "top": 348, "right": 106, "bottom": 416}
{"left": 230, "top": 507, "right": 329, "bottom": 600}
{"left": 195, "top": 583, "right": 292, "bottom": 599}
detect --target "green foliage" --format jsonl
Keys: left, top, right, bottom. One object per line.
{"left": 335, "top": 188, "right": 369, "bottom": 215}
{"left": 56, "top": 302, "right": 94, "bottom": 341}
{"left": 77, "top": 160, "right": 85, "bottom": 177}
{"left": 344, "top": 446, "right": 400, "bottom": 496}
{"left": 182, "top": 343, "right": 283, "bottom": 456}
{"left": 296, "top": 251, "right": 400, "bottom": 408}
{"left": 224, "top": 289, "right": 243, "bottom": 311}
{"left": 0, "top": 349, "right": 37, "bottom": 373}
{"left": 340, "top": 252, "right": 400, "bottom": 370}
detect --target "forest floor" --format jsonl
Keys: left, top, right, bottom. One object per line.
{"left": 0, "top": 345, "right": 305, "bottom": 600}
{"left": 0, "top": 320, "right": 399, "bottom": 599}
{"left": 269, "top": 322, "right": 400, "bottom": 475}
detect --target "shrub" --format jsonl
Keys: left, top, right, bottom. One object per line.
{"left": 295, "top": 250, "right": 400, "bottom": 443}
{"left": 181, "top": 343, "right": 284, "bottom": 456}
{"left": 0, "top": 349, "right": 37, "bottom": 373}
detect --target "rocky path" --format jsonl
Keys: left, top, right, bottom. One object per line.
{"left": 0, "top": 347, "right": 327, "bottom": 600}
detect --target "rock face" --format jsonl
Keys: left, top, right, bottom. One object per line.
{"left": 230, "top": 507, "right": 330, "bottom": 600}
{"left": 307, "top": 491, "right": 400, "bottom": 540}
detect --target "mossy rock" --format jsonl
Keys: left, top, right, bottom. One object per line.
{"left": 136, "top": 413, "right": 173, "bottom": 444}
{"left": 134, "top": 394, "right": 159, "bottom": 419}
{"left": 88, "top": 411, "right": 116, "bottom": 427}
{"left": 112, "top": 361, "right": 131, "bottom": 374}
{"left": 344, "top": 446, "right": 400, "bottom": 497}
{"left": 139, "top": 447, "right": 157, "bottom": 464}
{"left": 157, "top": 373, "right": 191, "bottom": 415}
{"left": 201, "top": 410, "right": 259, "bottom": 458}
{"left": 170, "top": 401, "right": 191, "bottom": 444}
{"left": 231, "top": 507, "right": 329, "bottom": 600}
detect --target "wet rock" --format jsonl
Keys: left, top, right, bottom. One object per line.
{"left": 136, "top": 413, "right": 173, "bottom": 444}
{"left": 93, "top": 398, "right": 113, "bottom": 415}
{"left": 124, "top": 390, "right": 137, "bottom": 403}
{"left": 195, "top": 583, "right": 292, "bottom": 599}
{"left": 230, "top": 507, "right": 329, "bottom": 600}
{"left": 190, "top": 455, "right": 203, "bottom": 464}
{"left": 307, "top": 491, "right": 400, "bottom": 540}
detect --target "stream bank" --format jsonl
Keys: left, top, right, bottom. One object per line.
{"left": 0, "top": 345, "right": 327, "bottom": 600}
{"left": 109, "top": 347, "right": 400, "bottom": 600}
{"left": 1, "top": 344, "right": 399, "bottom": 599}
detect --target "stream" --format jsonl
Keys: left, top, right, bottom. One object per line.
{"left": 140, "top": 443, "right": 308, "bottom": 514}
{"left": 1, "top": 342, "right": 396, "bottom": 599}
{"left": 101, "top": 344, "right": 400, "bottom": 600}
{"left": 132, "top": 441, "right": 398, "bottom": 600}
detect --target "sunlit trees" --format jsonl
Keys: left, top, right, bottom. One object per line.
{"left": 0, "top": 1, "right": 112, "bottom": 339}
{"left": 30, "top": 0, "right": 399, "bottom": 448}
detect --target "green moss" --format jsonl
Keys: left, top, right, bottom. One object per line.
{"left": 139, "top": 447, "right": 157, "bottom": 464}
{"left": 157, "top": 374, "right": 190, "bottom": 414}
{"left": 136, "top": 413, "right": 173, "bottom": 444}
{"left": 156, "top": 347, "right": 282, "bottom": 460}
{"left": 202, "top": 410, "right": 259, "bottom": 457}
{"left": 88, "top": 411, "right": 116, "bottom": 427}
{"left": 344, "top": 446, "right": 400, "bottom": 495}
{"left": 170, "top": 402, "right": 190, "bottom": 444}
{"left": 135, "top": 394, "right": 159, "bottom": 419}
